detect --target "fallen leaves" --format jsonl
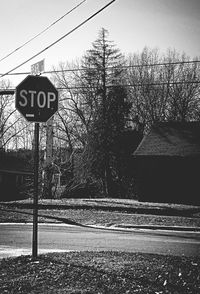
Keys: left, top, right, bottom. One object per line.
{"left": 0, "top": 252, "right": 199, "bottom": 293}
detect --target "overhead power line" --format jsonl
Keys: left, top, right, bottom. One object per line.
{"left": 0, "top": 0, "right": 87, "bottom": 64}
{"left": 47, "top": 59, "right": 200, "bottom": 73}
{"left": 51, "top": 81, "right": 200, "bottom": 88}
{"left": 1, "top": 80, "right": 200, "bottom": 95}
{"left": 1, "top": 59, "right": 199, "bottom": 77}
{"left": 0, "top": 0, "right": 116, "bottom": 79}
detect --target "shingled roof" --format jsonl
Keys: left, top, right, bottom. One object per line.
{"left": 134, "top": 121, "right": 200, "bottom": 157}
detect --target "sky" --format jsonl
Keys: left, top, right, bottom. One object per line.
{"left": 0, "top": 0, "right": 200, "bottom": 87}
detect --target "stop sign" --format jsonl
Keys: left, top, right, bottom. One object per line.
{"left": 16, "top": 75, "right": 58, "bottom": 123}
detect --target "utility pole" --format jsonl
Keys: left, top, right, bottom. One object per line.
{"left": 46, "top": 117, "right": 53, "bottom": 165}
{"left": 42, "top": 117, "right": 54, "bottom": 199}
{"left": 102, "top": 32, "right": 109, "bottom": 197}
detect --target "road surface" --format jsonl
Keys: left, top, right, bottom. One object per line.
{"left": 0, "top": 223, "right": 200, "bottom": 258}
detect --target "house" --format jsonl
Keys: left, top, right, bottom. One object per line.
{"left": 0, "top": 150, "right": 33, "bottom": 201}
{"left": 133, "top": 121, "right": 200, "bottom": 205}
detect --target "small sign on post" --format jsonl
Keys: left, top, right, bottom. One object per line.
{"left": 15, "top": 75, "right": 58, "bottom": 260}
{"left": 31, "top": 59, "right": 45, "bottom": 75}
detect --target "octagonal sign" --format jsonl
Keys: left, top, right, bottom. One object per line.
{"left": 16, "top": 75, "right": 58, "bottom": 123}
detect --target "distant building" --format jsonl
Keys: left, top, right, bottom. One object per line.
{"left": 133, "top": 122, "right": 200, "bottom": 205}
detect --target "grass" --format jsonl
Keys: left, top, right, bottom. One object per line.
{"left": 0, "top": 251, "right": 200, "bottom": 293}
{"left": 0, "top": 198, "right": 200, "bottom": 229}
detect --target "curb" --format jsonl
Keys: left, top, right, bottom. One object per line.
{"left": 112, "top": 224, "right": 200, "bottom": 232}
{"left": 1, "top": 222, "right": 200, "bottom": 233}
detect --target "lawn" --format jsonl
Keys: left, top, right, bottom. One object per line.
{"left": 0, "top": 198, "right": 200, "bottom": 229}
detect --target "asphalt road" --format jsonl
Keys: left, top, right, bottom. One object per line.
{"left": 0, "top": 223, "right": 200, "bottom": 258}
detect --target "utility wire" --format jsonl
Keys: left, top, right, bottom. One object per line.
{"left": 2, "top": 80, "right": 200, "bottom": 95}
{"left": 0, "top": 0, "right": 116, "bottom": 79}
{"left": 0, "top": 0, "right": 87, "bottom": 64}
{"left": 42, "top": 81, "right": 200, "bottom": 88}
{"left": 1, "top": 59, "right": 200, "bottom": 76}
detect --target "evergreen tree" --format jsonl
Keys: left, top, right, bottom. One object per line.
{"left": 81, "top": 28, "right": 131, "bottom": 197}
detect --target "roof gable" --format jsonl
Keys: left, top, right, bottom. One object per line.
{"left": 134, "top": 121, "right": 200, "bottom": 157}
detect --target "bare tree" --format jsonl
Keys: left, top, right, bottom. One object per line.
{"left": 50, "top": 61, "right": 89, "bottom": 195}
{"left": 126, "top": 47, "right": 200, "bottom": 132}
{"left": 0, "top": 80, "right": 22, "bottom": 149}
{"left": 164, "top": 50, "right": 200, "bottom": 121}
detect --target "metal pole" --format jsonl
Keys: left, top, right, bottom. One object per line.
{"left": 32, "top": 122, "right": 39, "bottom": 260}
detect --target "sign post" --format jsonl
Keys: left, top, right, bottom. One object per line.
{"left": 15, "top": 75, "right": 58, "bottom": 260}
{"left": 32, "top": 122, "right": 39, "bottom": 260}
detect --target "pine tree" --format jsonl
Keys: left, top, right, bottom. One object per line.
{"left": 81, "top": 28, "right": 131, "bottom": 197}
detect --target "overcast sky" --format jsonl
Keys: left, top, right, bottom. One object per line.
{"left": 1, "top": 0, "right": 200, "bottom": 86}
